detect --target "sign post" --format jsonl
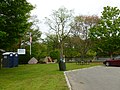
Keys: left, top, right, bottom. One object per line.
{"left": 30, "top": 32, "right": 32, "bottom": 56}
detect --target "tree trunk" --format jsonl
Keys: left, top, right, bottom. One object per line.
{"left": 60, "top": 41, "right": 64, "bottom": 60}
{"left": 110, "top": 52, "right": 113, "bottom": 59}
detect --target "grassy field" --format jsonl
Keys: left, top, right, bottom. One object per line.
{"left": 0, "top": 63, "right": 102, "bottom": 90}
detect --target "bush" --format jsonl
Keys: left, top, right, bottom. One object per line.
{"left": 19, "top": 53, "right": 30, "bottom": 64}
{"left": 50, "top": 50, "right": 60, "bottom": 62}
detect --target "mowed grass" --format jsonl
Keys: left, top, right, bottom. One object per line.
{"left": 0, "top": 62, "right": 102, "bottom": 90}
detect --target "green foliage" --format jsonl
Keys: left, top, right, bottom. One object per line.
{"left": 50, "top": 49, "right": 60, "bottom": 61}
{"left": 63, "top": 36, "right": 80, "bottom": 57}
{"left": 0, "top": 0, "right": 34, "bottom": 49}
{"left": 64, "top": 47, "right": 80, "bottom": 58}
{"left": 89, "top": 6, "right": 120, "bottom": 57}
{"left": 19, "top": 54, "right": 30, "bottom": 64}
{"left": 31, "top": 43, "right": 47, "bottom": 59}
{"left": 86, "top": 49, "right": 96, "bottom": 57}
{"left": 44, "top": 34, "right": 60, "bottom": 52}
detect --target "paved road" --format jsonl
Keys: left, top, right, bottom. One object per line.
{"left": 65, "top": 66, "right": 120, "bottom": 90}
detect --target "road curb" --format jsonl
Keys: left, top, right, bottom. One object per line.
{"left": 64, "top": 71, "right": 72, "bottom": 90}
{"left": 65, "top": 66, "right": 102, "bottom": 73}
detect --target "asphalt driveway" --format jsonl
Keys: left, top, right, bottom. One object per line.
{"left": 65, "top": 66, "right": 120, "bottom": 90}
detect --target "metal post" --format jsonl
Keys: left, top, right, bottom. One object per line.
{"left": 30, "top": 32, "right": 32, "bottom": 57}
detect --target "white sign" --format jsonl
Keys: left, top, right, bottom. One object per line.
{"left": 17, "top": 49, "right": 26, "bottom": 54}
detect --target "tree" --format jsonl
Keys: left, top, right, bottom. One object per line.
{"left": 31, "top": 43, "right": 47, "bottom": 59}
{"left": 63, "top": 36, "right": 80, "bottom": 58}
{"left": 45, "top": 34, "right": 60, "bottom": 50}
{"left": 50, "top": 49, "right": 60, "bottom": 61}
{"left": 71, "top": 15, "right": 100, "bottom": 39}
{"left": 21, "top": 26, "right": 42, "bottom": 49}
{"left": 89, "top": 6, "right": 120, "bottom": 58}
{"left": 45, "top": 7, "right": 74, "bottom": 60}
{"left": 71, "top": 15, "right": 100, "bottom": 60}
{"left": 0, "top": 0, "right": 34, "bottom": 50}
{"left": 19, "top": 15, "right": 42, "bottom": 64}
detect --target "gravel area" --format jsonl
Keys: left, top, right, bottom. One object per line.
{"left": 65, "top": 66, "right": 120, "bottom": 90}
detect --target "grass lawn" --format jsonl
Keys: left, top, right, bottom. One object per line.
{"left": 0, "top": 62, "right": 102, "bottom": 90}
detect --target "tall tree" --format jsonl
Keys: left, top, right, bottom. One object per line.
{"left": 89, "top": 6, "right": 120, "bottom": 58}
{"left": 71, "top": 15, "right": 100, "bottom": 60}
{"left": 45, "top": 7, "right": 74, "bottom": 60}
{"left": 0, "top": 0, "right": 34, "bottom": 50}
{"left": 71, "top": 15, "right": 100, "bottom": 39}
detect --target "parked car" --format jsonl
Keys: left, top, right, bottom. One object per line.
{"left": 103, "top": 56, "right": 120, "bottom": 66}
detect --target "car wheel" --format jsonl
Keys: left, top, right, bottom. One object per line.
{"left": 105, "top": 62, "right": 110, "bottom": 66}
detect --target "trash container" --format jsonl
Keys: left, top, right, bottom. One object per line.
{"left": 13, "top": 53, "right": 18, "bottom": 67}
{"left": 59, "top": 59, "right": 66, "bottom": 71}
{"left": 2, "top": 52, "right": 14, "bottom": 68}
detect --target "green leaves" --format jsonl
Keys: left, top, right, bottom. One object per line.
{"left": 0, "top": 0, "right": 34, "bottom": 49}
{"left": 89, "top": 6, "right": 120, "bottom": 57}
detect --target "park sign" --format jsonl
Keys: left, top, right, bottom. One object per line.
{"left": 17, "top": 49, "right": 26, "bottom": 55}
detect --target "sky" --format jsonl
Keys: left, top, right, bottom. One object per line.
{"left": 27, "top": 0, "right": 120, "bottom": 38}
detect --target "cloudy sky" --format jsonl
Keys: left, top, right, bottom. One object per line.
{"left": 27, "top": 0, "right": 120, "bottom": 38}
{"left": 28, "top": 0, "right": 120, "bottom": 18}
